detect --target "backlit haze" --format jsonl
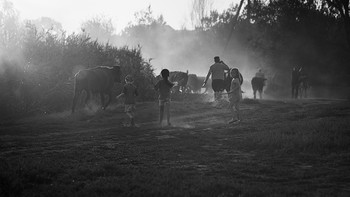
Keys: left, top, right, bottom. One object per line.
{"left": 9, "top": 0, "right": 261, "bottom": 96}
{"left": 11, "top": 0, "right": 237, "bottom": 34}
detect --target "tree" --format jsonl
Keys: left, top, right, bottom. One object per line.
{"left": 29, "top": 16, "right": 63, "bottom": 34}
{"left": 81, "top": 15, "right": 115, "bottom": 43}
{"left": 0, "top": 0, "right": 23, "bottom": 56}
{"left": 190, "top": 0, "right": 213, "bottom": 28}
{"left": 120, "top": 5, "right": 168, "bottom": 44}
{"left": 132, "top": 5, "right": 166, "bottom": 26}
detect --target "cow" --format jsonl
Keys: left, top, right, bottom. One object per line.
{"left": 72, "top": 66, "right": 122, "bottom": 113}
{"left": 251, "top": 77, "right": 267, "bottom": 99}
{"left": 186, "top": 74, "right": 202, "bottom": 93}
{"left": 298, "top": 73, "right": 309, "bottom": 98}
{"left": 169, "top": 70, "right": 189, "bottom": 93}
{"left": 291, "top": 67, "right": 308, "bottom": 99}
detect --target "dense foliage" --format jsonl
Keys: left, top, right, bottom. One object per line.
{"left": 0, "top": 5, "right": 155, "bottom": 117}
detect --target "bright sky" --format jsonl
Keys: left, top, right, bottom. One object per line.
{"left": 10, "top": 0, "right": 239, "bottom": 34}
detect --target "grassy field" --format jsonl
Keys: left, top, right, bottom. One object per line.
{"left": 0, "top": 95, "right": 350, "bottom": 196}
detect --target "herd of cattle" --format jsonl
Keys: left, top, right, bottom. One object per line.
{"left": 71, "top": 65, "right": 308, "bottom": 113}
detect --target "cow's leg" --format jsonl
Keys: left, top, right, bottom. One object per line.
{"left": 85, "top": 91, "right": 91, "bottom": 106}
{"left": 84, "top": 91, "right": 95, "bottom": 110}
{"left": 103, "top": 93, "right": 112, "bottom": 110}
{"left": 72, "top": 90, "right": 81, "bottom": 113}
{"left": 100, "top": 93, "right": 105, "bottom": 110}
{"left": 259, "top": 89, "right": 262, "bottom": 99}
{"left": 295, "top": 85, "right": 299, "bottom": 99}
{"left": 253, "top": 89, "right": 256, "bottom": 99}
{"left": 305, "top": 87, "right": 307, "bottom": 98}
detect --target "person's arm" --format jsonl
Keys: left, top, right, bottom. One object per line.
{"left": 203, "top": 68, "right": 211, "bottom": 86}
{"left": 225, "top": 79, "right": 239, "bottom": 94}
{"left": 154, "top": 81, "right": 160, "bottom": 91}
{"left": 221, "top": 61, "right": 230, "bottom": 71}
{"left": 164, "top": 79, "right": 175, "bottom": 88}
{"left": 116, "top": 86, "right": 126, "bottom": 99}
{"left": 116, "top": 92, "right": 124, "bottom": 99}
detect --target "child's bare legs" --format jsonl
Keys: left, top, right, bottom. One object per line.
{"left": 235, "top": 103, "right": 241, "bottom": 121}
{"left": 229, "top": 102, "right": 236, "bottom": 121}
{"left": 126, "top": 109, "right": 135, "bottom": 126}
{"left": 124, "top": 105, "right": 135, "bottom": 127}
{"left": 159, "top": 101, "right": 171, "bottom": 126}
{"left": 127, "top": 112, "right": 135, "bottom": 126}
{"left": 229, "top": 102, "right": 241, "bottom": 123}
{"left": 165, "top": 102, "right": 171, "bottom": 126}
{"left": 159, "top": 105, "right": 164, "bottom": 125}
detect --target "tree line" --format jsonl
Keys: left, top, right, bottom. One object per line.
{"left": 111, "top": 0, "right": 349, "bottom": 97}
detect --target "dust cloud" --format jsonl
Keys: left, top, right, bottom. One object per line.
{"left": 113, "top": 25, "right": 271, "bottom": 99}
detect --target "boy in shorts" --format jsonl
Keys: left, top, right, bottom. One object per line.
{"left": 154, "top": 69, "right": 178, "bottom": 126}
{"left": 116, "top": 75, "right": 138, "bottom": 127}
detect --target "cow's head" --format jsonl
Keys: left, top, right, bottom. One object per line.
{"left": 112, "top": 66, "right": 122, "bottom": 83}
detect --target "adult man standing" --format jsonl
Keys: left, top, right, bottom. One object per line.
{"left": 203, "top": 56, "right": 230, "bottom": 102}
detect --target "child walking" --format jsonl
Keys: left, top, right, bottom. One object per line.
{"left": 116, "top": 75, "right": 138, "bottom": 127}
{"left": 154, "top": 69, "right": 177, "bottom": 126}
{"left": 226, "top": 68, "right": 242, "bottom": 124}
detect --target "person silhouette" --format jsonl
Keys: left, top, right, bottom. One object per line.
{"left": 203, "top": 56, "right": 230, "bottom": 102}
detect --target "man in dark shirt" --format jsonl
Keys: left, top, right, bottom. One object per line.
{"left": 203, "top": 56, "right": 230, "bottom": 102}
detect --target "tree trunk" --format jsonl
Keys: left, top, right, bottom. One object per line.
{"left": 223, "top": 0, "right": 245, "bottom": 51}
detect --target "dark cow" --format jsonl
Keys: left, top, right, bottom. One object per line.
{"left": 291, "top": 67, "right": 308, "bottom": 99}
{"left": 169, "top": 70, "right": 189, "bottom": 93}
{"left": 251, "top": 77, "right": 267, "bottom": 99}
{"left": 187, "top": 74, "right": 202, "bottom": 93}
{"left": 72, "top": 66, "right": 122, "bottom": 113}
{"left": 298, "top": 73, "right": 309, "bottom": 98}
